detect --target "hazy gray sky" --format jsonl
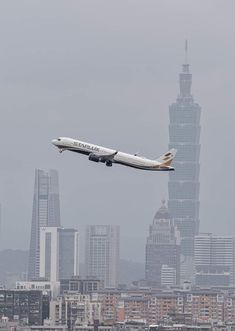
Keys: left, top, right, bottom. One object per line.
{"left": 0, "top": 0, "right": 235, "bottom": 261}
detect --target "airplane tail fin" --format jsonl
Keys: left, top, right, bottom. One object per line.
{"left": 156, "top": 148, "right": 177, "bottom": 166}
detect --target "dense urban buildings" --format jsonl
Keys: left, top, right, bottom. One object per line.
{"left": 2, "top": 285, "right": 235, "bottom": 328}
{"left": 85, "top": 225, "right": 120, "bottom": 288}
{"left": 0, "top": 289, "right": 50, "bottom": 325}
{"left": 40, "top": 227, "right": 79, "bottom": 282}
{"left": 145, "top": 201, "right": 180, "bottom": 286}
{"left": 168, "top": 45, "right": 201, "bottom": 283}
{"left": 28, "top": 169, "right": 61, "bottom": 280}
{"left": 194, "top": 233, "right": 235, "bottom": 287}
{"left": 48, "top": 286, "right": 235, "bottom": 327}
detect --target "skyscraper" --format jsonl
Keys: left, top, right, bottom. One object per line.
{"left": 40, "top": 227, "right": 59, "bottom": 282}
{"left": 194, "top": 233, "right": 235, "bottom": 287}
{"left": 28, "top": 169, "right": 61, "bottom": 280}
{"left": 40, "top": 227, "right": 79, "bottom": 281}
{"left": 58, "top": 228, "right": 79, "bottom": 279}
{"left": 168, "top": 42, "right": 201, "bottom": 282}
{"left": 85, "top": 225, "right": 120, "bottom": 288}
{"left": 145, "top": 201, "right": 180, "bottom": 286}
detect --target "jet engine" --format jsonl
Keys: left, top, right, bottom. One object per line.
{"left": 106, "top": 160, "right": 113, "bottom": 167}
{"left": 88, "top": 154, "right": 100, "bottom": 162}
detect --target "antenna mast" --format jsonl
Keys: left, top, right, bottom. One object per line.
{"left": 185, "top": 39, "right": 188, "bottom": 64}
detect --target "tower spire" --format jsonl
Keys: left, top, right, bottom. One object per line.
{"left": 182, "top": 39, "right": 189, "bottom": 73}
{"left": 185, "top": 39, "right": 188, "bottom": 65}
{"left": 179, "top": 40, "right": 192, "bottom": 98}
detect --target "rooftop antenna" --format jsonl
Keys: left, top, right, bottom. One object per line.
{"left": 185, "top": 39, "right": 188, "bottom": 64}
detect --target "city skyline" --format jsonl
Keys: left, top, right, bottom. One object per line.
{"left": 0, "top": 1, "right": 235, "bottom": 263}
{"left": 0, "top": 1, "right": 235, "bottom": 329}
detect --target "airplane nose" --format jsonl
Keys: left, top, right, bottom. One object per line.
{"left": 51, "top": 139, "right": 58, "bottom": 146}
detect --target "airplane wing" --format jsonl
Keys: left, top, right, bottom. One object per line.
{"left": 98, "top": 151, "right": 118, "bottom": 161}
{"left": 88, "top": 151, "right": 118, "bottom": 163}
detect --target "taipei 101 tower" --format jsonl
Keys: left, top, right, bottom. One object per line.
{"left": 168, "top": 42, "right": 201, "bottom": 283}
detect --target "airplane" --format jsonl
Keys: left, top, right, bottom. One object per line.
{"left": 51, "top": 137, "right": 177, "bottom": 171}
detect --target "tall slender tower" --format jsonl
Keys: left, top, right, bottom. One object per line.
{"left": 168, "top": 42, "right": 201, "bottom": 283}
{"left": 28, "top": 169, "right": 61, "bottom": 280}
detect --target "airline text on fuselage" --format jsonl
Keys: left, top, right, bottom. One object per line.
{"left": 73, "top": 141, "right": 100, "bottom": 152}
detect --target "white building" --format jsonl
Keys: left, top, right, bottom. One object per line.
{"left": 85, "top": 225, "right": 119, "bottom": 288}
{"left": 40, "top": 227, "right": 79, "bottom": 282}
{"left": 50, "top": 294, "right": 102, "bottom": 328}
{"left": 161, "top": 265, "right": 177, "bottom": 287}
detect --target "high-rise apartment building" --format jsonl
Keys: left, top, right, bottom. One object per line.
{"left": 145, "top": 201, "right": 180, "bottom": 286}
{"left": 28, "top": 169, "right": 61, "bottom": 280}
{"left": 40, "top": 227, "right": 79, "bottom": 281}
{"left": 85, "top": 225, "right": 120, "bottom": 288}
{"left": 168, "top": 43, "right": 201, "bottom": 283}
{"left": 194, "top": 233, "right": 235, "bottom": 287}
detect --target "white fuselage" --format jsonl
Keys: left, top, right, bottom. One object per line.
{"left": 52, "top": 137, "right": 175, "bottom": 171}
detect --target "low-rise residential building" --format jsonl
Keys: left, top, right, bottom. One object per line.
{"left": 50, "top": 294, "right": 102, "bottom": 331}
{"left": 0, "top": 290, "right": 50, "bottom": 325}
{"left": 97, "top": 288, "right": 235, "bottom": 326}
{"left": 16, "top": 281, "right": 60, "bottom": 299}
{"left": 60, "top": 278, "right": 102, "bottom": 295}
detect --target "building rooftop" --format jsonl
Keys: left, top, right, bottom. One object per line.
{"left": 154, "top": 200, "right": 171, "bottom": 220}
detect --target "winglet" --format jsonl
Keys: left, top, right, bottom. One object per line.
{"left": 156, "top": 148, "right": 177, "bottom": 166}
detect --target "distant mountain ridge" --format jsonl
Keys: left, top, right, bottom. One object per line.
{"left": 0, "top": 250, "right": 144, "bottom": 287}
{"left": 0, "top": 249, "right": 28, "bottom": 287}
